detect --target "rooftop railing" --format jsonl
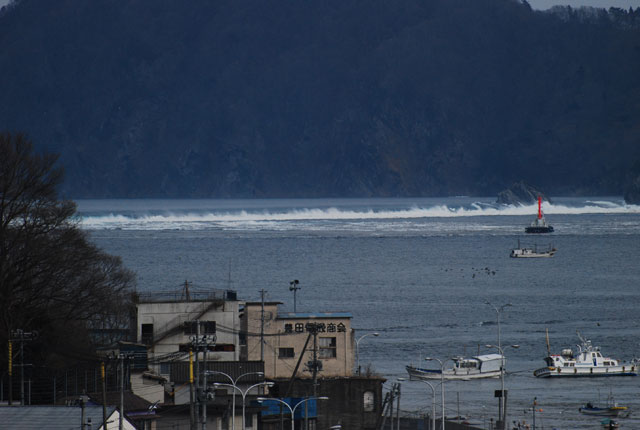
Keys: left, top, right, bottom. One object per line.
{"left": 134, "top": 288, "right": 237, "bottom": 303}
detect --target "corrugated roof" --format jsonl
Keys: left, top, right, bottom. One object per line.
{"left": 0, "top": 405, "right": 116, "bottom": 429}
{"left": 87, "top": 391, "right": 153, "bottom": 412}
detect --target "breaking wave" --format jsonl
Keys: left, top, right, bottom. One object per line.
{"left": 76, "top": 198, "right": 640, "bottom": 231}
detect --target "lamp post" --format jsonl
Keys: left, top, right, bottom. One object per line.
{"left": 413, "top": 380, "right": 438, "bottom": 430}
{"left": 214, "top": 381, "right": 275, "bottom": 430}
{"left": 205, "top": 371, "right": 265, "bottom": 430}
{"left": 355, "top": 332, "right": 379, "bottom": 375}
{"left": 485, "top": 344, "right": 519, "bottom": 430}
{"left": 484, "top": 301, "right": 512, "bottom": 353}
{"left": 257, "top": 396, "right": 329, "bottom": 430}
{"left": 425, "top": 357, "right": 448, "bottom": 430}
{"left": 396, "top": 378, "right": 405, "bottom": 430}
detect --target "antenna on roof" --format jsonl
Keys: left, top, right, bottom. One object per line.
{"left": 289, "top": 280, "right": 301, "bottom": 313}
{"left": 182, "top": 280, "right": 191, "bottom": 301}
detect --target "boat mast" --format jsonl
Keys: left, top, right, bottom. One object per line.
{"left": 545, "top": 328, "right": 551, "bottom": 357}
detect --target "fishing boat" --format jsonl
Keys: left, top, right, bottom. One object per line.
{"left": 406, "top": 354, "right": 504, "bottom": 380}
{"left": 525, "top": 196, "right": 554, "bottom": 233}
{"left": 510, "top": 239, "right": 556, "bottom": 258}
{"left": 579, "top": 400, "right": 628, "bottom": 417}
{"left": 533, "top": 331, "right": 637, "bottom": 378}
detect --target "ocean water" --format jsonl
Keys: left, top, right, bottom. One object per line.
{"left": 77, "top": 197, "right": 640, "bottom": 429}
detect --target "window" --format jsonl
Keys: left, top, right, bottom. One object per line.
{"left": 279, "top": 348, "right": 295, "bottom": 358}
{"left": 364, "top": 391, "right": 375, "bottom": 412}
{"left": 141, "top": 324, "right": 154, "bottom": 345}
{"left": 183, "top": 321, "right": 216, "bottom": 334}
{"left": 160, "top": 363, "right": 171, "bottom": 375}
{"left": 319, "top": 337, "right": 337, "bottom": 358}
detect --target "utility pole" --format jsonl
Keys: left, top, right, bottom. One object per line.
{"left": 8, "top": 340, "right": 12, "bottom": 405}
{"left": 101, "top": 362, "right": 107, "bottom": 430}
{"left": 396, "top": 382, "right": 401, "bottom": 430}
{"left": 119, "top": 354, "right": 124, "bottom": 430}
{"left": 190, "top": 348, "right": 195, "bottom": 430}
{"left": 260, "top": 289, "right": 265, "bottom": 362}
{"left": 202, "top": 320, "right": 207, "bottom": 430}
{"left": 194, "top": 325, "right": 201, "bottom": 429}
{"left": 190, "top": 321, "right": 216, "bottom": 430}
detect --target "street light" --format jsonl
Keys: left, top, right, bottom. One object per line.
{"left": 396, "top": 378, "right": 405, "bottom": 430}
{"left": 205, "top": 371, "right": 265, "bottom": 430}
{"left": 214, "top": 381, "right": 275, "bottom": 430}
{"left": 425, "top": 357, "right": 450, "bottom": 430}
{"left": 484, "top": 301, "right": 512, "bottom": 352}
{"left": 411, "top": 379, "right": 439, "bottom": 430}
{"left": 485, "top": 344, "right": 519, "bottom": 430}
{"left": 257, "top": 396, "right": 329, "bottom": 430}
{"left": 355, "top": 332, "right": 379, "bottom": 375}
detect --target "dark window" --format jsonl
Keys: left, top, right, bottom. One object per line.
{"left": 183, "top": 321, "right": 216, "bottom": 334}
{"left": 141, "top": 324, "right": 154, "bottom": 345}
{"left": 279, "top": 348, "right": 295, "bottom": 358}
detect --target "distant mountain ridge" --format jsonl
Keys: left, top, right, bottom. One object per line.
{"left": 1, "top": 0, "right": 639, "bottom": 198}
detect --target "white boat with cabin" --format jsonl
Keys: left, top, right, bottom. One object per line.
{"left": 406, "top": 353, "right": 504, "bottom": 380}
{"left": 533, "top": 331, "right": 637, "bottom": 378}
{"left": 510, "top": 239, "right": 556, "bottom": 258}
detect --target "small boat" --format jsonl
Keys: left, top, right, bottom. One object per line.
{"left": 533, "top": 331, "right": 637, "bottom": 378}
{"left": 525, "top": 196, "right": 554, "bottom": 233}
{"left": 510, "top": 239, "right": 556, "bottom": 258}
{"left": 406, "top": 354, "right": 504, "bottom": 380}
{"left": 579, "top": 401, "right": 628, "bottom": 417}
{"left": 601, "top": 418, "right": 620, "bottom": 429}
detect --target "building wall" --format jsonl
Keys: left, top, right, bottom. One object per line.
{"left": 271, "top": 377, "right": 385, "bottom": 430}
{"left": 136, "top": 299, "right": 241, "bottom": 382}
{"left": 243, "top": 303, "right": 355, "bottom": 379}
{"left": 131, "top": 372, "right": 165, "bottom": 404}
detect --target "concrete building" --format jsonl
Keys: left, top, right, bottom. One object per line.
{"left": 135, "top": 288, "right": 241, "bottom": 375}
{"left": 241, "top": 302, "right": 355, "bottom": 379}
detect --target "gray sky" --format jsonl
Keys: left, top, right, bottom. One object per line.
{"left": 0, "top": 0, "right": 639, "bottom": 11}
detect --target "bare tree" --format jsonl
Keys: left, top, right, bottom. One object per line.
{"left": 0, "top": 132, "right": 135, "bottom": 367}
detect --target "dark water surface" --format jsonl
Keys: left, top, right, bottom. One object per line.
{"left": 79, "top": 197, "right": 640, "bottom": 429}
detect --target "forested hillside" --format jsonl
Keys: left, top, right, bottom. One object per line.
{"left": 1, "top": 0, "right": 639, "bottom": 198}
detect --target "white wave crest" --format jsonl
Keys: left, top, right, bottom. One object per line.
{"left": 78, "top": 199, "right": 640, "bottom": 230}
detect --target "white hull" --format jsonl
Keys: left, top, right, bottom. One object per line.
{"left": 534, "top": 365, "right": 637, "bottom": 378}
{"left": 510, "top": 245, "right": 556, "bottom": 258}
{"left": 407, "top": 366, "right": 501, "bottom": 381}
{"left": 510, "top": 251, "right": 555, "bottom": 258}
{"left": 534, "top": 332, "right": 637, "bottom": 378}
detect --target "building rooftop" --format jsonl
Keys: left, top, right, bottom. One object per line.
{"left": 277, "top": 312, "right": 352, "bottom": 319}
{"left": 0, "top": 405, "right": 117, "bottom": 429}
{"left": 134, "top": 288, "right": 237, "bottom": 303}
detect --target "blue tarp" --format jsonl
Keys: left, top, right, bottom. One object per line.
{"left": 259, "top": 397, "right": 318, "bottom": 418}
